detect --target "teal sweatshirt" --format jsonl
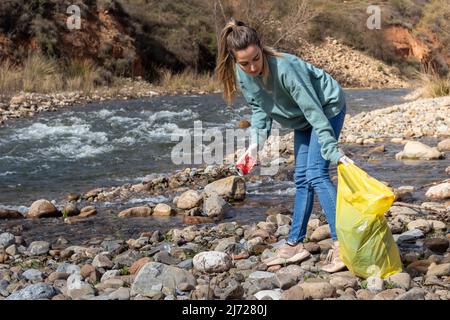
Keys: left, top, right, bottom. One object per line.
{"left": 235, "top": 52, "right": 346, "bottom": 164}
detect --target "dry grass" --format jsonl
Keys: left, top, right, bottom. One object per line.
{"left": 158, "top": 68, "right": 221, "bottom": 93}
{"left": 0, "top": 53, "right": 102, "bottom": 95}
{"left": 418, "top": 72, "right": 450, "bottom": 98}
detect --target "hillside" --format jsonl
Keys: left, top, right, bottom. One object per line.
{"left": 0, "top": 0, "right": 449, "bottom": 89}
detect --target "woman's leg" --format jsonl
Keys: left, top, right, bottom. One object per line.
{"left": 287, "top": 127, "right": 315, "bottom": 244}
{"left": 305, "top": 104, "right": 347, "bottom": 241}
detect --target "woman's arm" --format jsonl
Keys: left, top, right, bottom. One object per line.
{"left": 281, "top": 68, "right": 344, "bottom": 164}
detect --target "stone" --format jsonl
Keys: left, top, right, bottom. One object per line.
{"left": 100, "top": 270, "right": 120, "bottom": 283}
{"left": 276, "top": 214, "right": 291, "bottom": 226}
{"left": 356, "top": 289, "right": 375, "bottom": 300}
{"left": 80, "top": 265, "right": 95, "bottom": 279}
{"left": 407, "top": 219, "right": 431, "bottom": 233}
{"left": 437, "top": 138, "right": 450, "bottom": 151}
{"left": 193, "top": 251, "right": 232, "bottom": 273}
{"left": 423, "top": 238, "right": 449, "bottom": 254}
{"left": 79, "top": 206, "right": 97, "bottom": 217}
{"left": 27, "top": 199, "right": 59, "bottom": 218}
{"left": 366, "top": 276, "right": 384, "bottom": 293}
{"left": 372, "top": 288, "right": 406, "bottom": 300}
{"left": 254, "top": 289, "right": 282, "bottom": 300}
{"left": 426, "top": 263, "right": 450, "bottom": 276}
{"left": 109, "top": 287, "right": 130, "bottom": 300}
{"left": 0, "top": 208, "right": 23, "bottom": 219}
{"left": 6, "top": 283, "right": 57, "bottom": 300}
{"left": 395, "top": 141, "right": 444, "bottom": 160}
{"left": 386, "top": 273, "right": 411, "bottom": 290}
{"left": 113, "top": 250, "right": 141, "bottom": 268}
{"left": 310, "top": 224, "right": 331, "bottom": 242}
{"left": 0, "top": 233, "right": 15, "bottom": 247}
{"left": 67, "top": 274, "right": 95, "bottom": 299}
{"left": 248, "top": 271, "right": 277, "bottom": 290}
{"left": 303, "top": 242, "right": 321, "bottom": 253}
{"left": 22, "top": 269, "right": 43, "bottom": 281}
{"left": 389, "top": 206, "right": 420, "bottom": 216}
{"left": 425, "top": 183, "right": 450, "bottom": 200}
{"left": 62, "top": 203, "right": 79, "bottom": 217}
{"left": 275, "top": 225, "right": 290, "bottom": 237}
{"left": 118, "top": 206, "right": 152, "bottom": 217}
{"left": 176, "top": 190, "right": 202, "bottom": 210}
{"left": 203, "top": 176, "right": 246, "bottom": 200}
{"left": 130, "top": 257, "right": 151, "bottom": 275}
{"left": 5, "top": 244, "right": 16, "bottom": 256}
{"left": 153, "top": 203, "right": 174, "bottom": 216}
{"left": 131, "top": 262, "right": 196, "bottom": 296}
{"left": 265, "top": 205, "right": 291, "bottom": 216}
{"left": 396, "top": 229, "right": 424, "bottom": 243}
{"left": 203, "top": 193, "right": 227, "bottom": 218}
{"left": 407, "top": 260, "right": 431, "bottom": 274}
{"left": 92, "top": 254, "right": 114, "bottom": 269}
{"left": 281, "top": 284, "right": 305, "bottom": 300}
{"left": 329, "top": 274, "right": 358, "bottom": 290}
{"left": 182, "top": 215, "right": 213, "bottom": 224}
{"left": 299, "top": 279, "right": 335, "bottom": 299}
{"left": 56, "top": 263, "right": 81, "bottom": 275}
{"left": 275, "top": 273, "right": 297, "bottom": 290}
{"left": 395, "top": 288, "right": 426, "bottom": 300}
{"left": 28, "top": 241, "right": 50, "bottom": 255}
{"left": 154, "top": 251, "right": 181, "bottom": 265}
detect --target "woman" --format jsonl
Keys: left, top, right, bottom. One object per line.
{"left": 215, "top": 19, "right": 353, "bottom": 273}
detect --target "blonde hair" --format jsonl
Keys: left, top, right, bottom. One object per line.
{"left": 215, "top": 18, "right": 282, "bottom": 105}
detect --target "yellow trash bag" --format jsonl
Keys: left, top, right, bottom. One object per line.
{"left": 336, "top": 162, "right": 402, "bottom": 279}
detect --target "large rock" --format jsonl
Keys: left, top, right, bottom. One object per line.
{"left": 0, "top": 208, "right": 23, "bottom": 219}
{"left": 395, "top": 141, "right": 444, "bottom": 160}
{"left": 204, "top": 176, "right": 246, "bottom": 200}
{"left": 130, "top": 262, "right": 196, "bottom": 296}
{"left": 28, "top": 241, "right": 50, "bottom": 255}
{"left": 395, "top": 288, "right": 426, "bottom": 300}
{"left": 299, "top": 279, "right": 335, "bottom": 299}
{"left": 27, "top": 199, "right": 59, "bottom": 218}
{"left": 407, "top": 219, "right": 431, "bottom": 233}
{"left": 426, "top": 263, "right": 450, "bottom": 277}
{"left": 67, "top": 274, "right": 95, "bottom": 299}
{"left": 153, "top": 203, "right": 174, "bottom": 216}
{"left": 118, "top": 206, "right": 152, "bottom": 218}
{"left": 0, "top": 232, "right": 15, "bottom": 247}
{"left": 203, "top": 193, "right": 227, "bottom": 217}
{"left": 281, "top": 284, "right": 305, "bottom": 300}
{"left": 6, "top": 283, "right": 57, "bottom": 300}
{"left": 437, "top": 138, "right": 450, "bottom": 151}
{"left": 310, "top": 224, "right": 331, "bottom": 242}
{"left": 386, "top": 272, "right": 411, "bottom": 290}
{"left": 423, "top": 238, "right": 449, "bottom": 254}
{"left": 425, "top": 183, "right": 450, "bottom": 200}
{"left": 176, "top": 190, "right": 203, "bottom": 210}
{"left": 192, "top": 251, "right": 232, "bottom": 273}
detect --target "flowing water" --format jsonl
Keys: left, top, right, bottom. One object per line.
{"left": 1, "top": 88, "right": 447, "bottom": 244}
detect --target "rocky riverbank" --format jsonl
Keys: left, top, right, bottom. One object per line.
{"left": 0, "top": 96, "right": 449, "bottom": 300}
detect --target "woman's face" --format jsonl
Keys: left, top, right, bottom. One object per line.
{"left": 234, "top": 44, "right": 263, "bottom": 77}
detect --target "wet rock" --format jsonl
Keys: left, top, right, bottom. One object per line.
{"left": 118, "top": 206, "right": 152, "bottom": 217}
{"left": 193, "top": 251, "right": 232, "bottom": 273}
{"left": 203, "top": 193, "right": 227, "bottom": 218}
{"left": 0, "top": 208, "right": 23, "bottom": 219}
{"left": 265, "top": 205, "right": 291, "bottom": 216}
{"left": 6, "top": 283, "right": 57, "bottom": 300}
{"left": 176, "top": 190, "right": 202, "bottom": 210}
{"left": 28, "top": 241, "right": 50, "bottom": 256}
{"left": 204, "top": 176, "right": 246, "bottom": 200}
{"left": 62, "top": 203, "right": 79, "bottom": 217}
{"left": 130, "top": 262, "right": 196, "bottom": 296}
{"left": 79, "top": 206, "right": 97, "bottom": 217}
{"left": 0, "top": 233, "right": 15, "bottom": 247}
{"left": 67, "top": 193, "right": 80, "bottom": 201}
{"left": 183, "top": 215, "right": 213, "bottom": 224}
{"left": 423, "top": 238, "right": 449, "bottom": 254}
{"left": 299, "top": 279, "right": 335, "bottom": 299}
{"left": 426, "top": 263, "right": 450, "bottom": 277}
{"left": 395, "top": 141, "right": 444, "bottom": 160}
{"left": 153, "top": 203, "right": 174, "bottom": 216}
{"left": 425, "top": 182, "right": 450, "bottom": 200}
{"left": 27, "top": 199, "right": 59, "bottom": 218}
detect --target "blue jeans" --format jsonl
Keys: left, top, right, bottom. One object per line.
{"left": 287, "top": 103, "right": 347, "bottom": 244}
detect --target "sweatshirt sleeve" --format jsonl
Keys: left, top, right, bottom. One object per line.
{"left": 281, "top": 67, "right": 343, "bottom": 164}
{"left": 241, "top": 88, "right": 273, "bottom": 147}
